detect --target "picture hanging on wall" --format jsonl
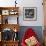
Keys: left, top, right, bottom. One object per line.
{"left": 23, "top": 7, "right": 37, "bottom": 21}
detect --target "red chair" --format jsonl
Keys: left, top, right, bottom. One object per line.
{"left": 21, "top": 28, "right": 41, "bottom": 46}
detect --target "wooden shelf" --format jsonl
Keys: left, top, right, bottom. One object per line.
{"left": 0, "top": 7, "right": 19, "bottom": 46}
{"left": 0, "top": 7, "right": 19, "bottom": 16}
{"left": 1, "top": 40, "right": 19, "bottom": 46}
{"left": 0, "top": 24, "right": 19, "bottom": 32}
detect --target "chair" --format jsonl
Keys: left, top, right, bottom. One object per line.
{"left": 21, "top": 28, "right": 41, "bottom": 46}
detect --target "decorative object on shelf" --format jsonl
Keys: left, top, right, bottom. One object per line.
{"left": 9, "top": 10, "right": 18, "bottom": 15}
{"left": 2, "top": 16, "right": 8, "bottom": 24}
{"left": 13, "top": 28, "right": 18, "bottom": 41}
{"left": 2, "top": 10, "right": 9, "bottom": 15}
{"left": 13, "top": 32, "right": 18, "bottom": 41}
{"left": 1, "top": 28, "right": 19, "bottom": 41}
{"left": 5, "top": 18, "right": 8, "bottom": 24}
{"left": 23, "top": 7, "right": 37, "bottom": 21}
{"left": 13, "top": 27, "right": 17, "bottom": 32}
{"left": 1, "top": 28, "right": 13, "bottom": 41}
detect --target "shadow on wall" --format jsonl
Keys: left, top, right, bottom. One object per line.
{"left": 18, "top": 26, "right": 43, "bottom": 44}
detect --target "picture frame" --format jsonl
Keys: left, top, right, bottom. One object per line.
{"left": 2, "top": 10, "right": 9, "bottom": 15}
{"left": 23, "top": 7, "right": 37, "bottom": 21}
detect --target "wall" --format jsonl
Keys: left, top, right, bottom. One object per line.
{"left": 0, "top": 0, "right": 44, "bottom": 26}
{"left": 18, "top": 0, "right": 44, "bottom": 26}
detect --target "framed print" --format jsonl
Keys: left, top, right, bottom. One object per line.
{"left": 2, "top": 16, "right": 8, "bottom": 24}
{"left": 2, "top": 10, "right": 9, "bottom": 15}
{"left": 23, "top": 7, "right": 37, "bottom": 21}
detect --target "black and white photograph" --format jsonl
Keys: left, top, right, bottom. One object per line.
{"left": 23, "top": 7, "right": 37, "bottom": 21}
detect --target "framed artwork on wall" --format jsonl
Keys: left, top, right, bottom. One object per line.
{"left": 23, "top": 7, "right": 37, "bottom": 21}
